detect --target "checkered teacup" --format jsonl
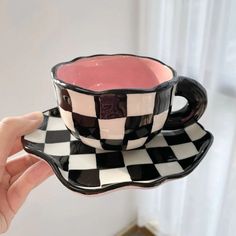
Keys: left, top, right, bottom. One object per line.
{"left": 51, "top": 54, "right": 207, "bottom": 151}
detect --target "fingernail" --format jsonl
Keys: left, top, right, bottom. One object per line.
{"left": 23, "top": 112, "right": 43, "bottom": 121}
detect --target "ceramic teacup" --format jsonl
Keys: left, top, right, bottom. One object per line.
{"left": 51, "top": 54, "right": 207, "bottom": 150}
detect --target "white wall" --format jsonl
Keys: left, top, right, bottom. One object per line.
{"left": 5, "top": 178, "right": 137, "bottom": 236}
{"left": 0, "top": 0, "right": 139, "bottom": 116}
{"left": 0, "top": 1, "right": 139, "bottom": 235}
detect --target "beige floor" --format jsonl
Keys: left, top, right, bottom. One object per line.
{"left": 119, "top": 225, "right": 155, "bottom": 236}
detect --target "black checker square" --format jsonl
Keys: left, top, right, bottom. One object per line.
{"left": 164, "top": 131, "right": 192, "bottom": 145}
{"left": 127, "top": 164, "right": 160, "bottom": 181}
{"left": 45, "top": 130, "right": 71, "bottom": 143}
{"left": 125, "top": 115, "right": 153, "bottom": 130}
{"left": 154, "top": 88, "right": 172, "bottom": 115}
{"left": 147, "top": 147, "right": 177, "bottom": 164}
{"left": 101, "top": 139, "right": 124, "bottom": 150}
{"left": 178, "top": 155, "right": 197, "bottom": 170}
{"left": 68, "top": 169, "right": 100, "bottom": 187}
{"left": 72, "top": 113, "right": 100, "bottom": 139}
{"left": 96, "top": 152, "right": 125, "bottom": 169}
{"left": 124, "top": 115, "right": 153, "bottom": 141}
{"left": 124, "top": 126, "right": 151, "bottom": 141}
{"left": 94, "top": 94, "right": 127, "bottom": 119}
{"left": 125, "top": 116, "right": 141, "bottom": 130}
{"left": 70, "top": 140, "right": 96, "bottom": 154}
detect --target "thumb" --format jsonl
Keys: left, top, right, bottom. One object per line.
{"left": 0, "top": 112, "right": 43, "bottom": 165}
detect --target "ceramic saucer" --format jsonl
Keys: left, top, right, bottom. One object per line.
{"left": 22, "top": 107, "right": 213, "bottom": 195}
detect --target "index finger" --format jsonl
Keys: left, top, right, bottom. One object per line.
{"left": 9, "top": 138, "right": 23, "bottom": 157}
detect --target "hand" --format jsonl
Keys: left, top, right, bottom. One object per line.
{"left": 0, "top": 112, "right": 53, "bottom": 234}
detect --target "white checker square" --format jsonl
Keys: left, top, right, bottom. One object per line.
{"left": 24, "top": 129, "right": 46, "bottom": 143}
{"left": 123, "top": 149, "right": 152, "bottom": 166}
{"left": 44, "top": 142, "right": 70, "bottom": 156}
{"left": 145, "top": 134, "right": 168, "bottom": 148}
{"left": 68, "top": 89, "right": 96, "bottom": 117}
{"left": 151, "top": 110, "right": 168, "bottom": 132}
{"left": 59, "top": 107, "right": 75, "bottom": 132}
{"left": 69, "top": 154, "right": 97, "bottom": 170}
{"left": 98, "top": 118, "right": 126, "bottom": 139}
{"left": 171, "top": 142, "right": 199, "bottom": 160}
{"left": 127, "top": 93, "right": 156, "bottom": 116}
{"left": 100, "top": 167, "right": 131, "bottom": 185}
{"left": 185, "top": 123, "right": 207, "bottom": 141}
{"left": 155, "top": 162, "right": 183, "bottom": 176}
{"left": 79, "top": 136, "right": 103, "bottom": 149}
{"left": 126, "top": 137, "right": 148, "bottom": 150}
{"left": 47, "top": 116, "right": 66, "bottom": 131}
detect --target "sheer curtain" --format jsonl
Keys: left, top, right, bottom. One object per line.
{"left": 136, "top": 0, "right": 236, "bottom": 235}
{"left": 138, "top": 0, "right": 236, "bottom": 95}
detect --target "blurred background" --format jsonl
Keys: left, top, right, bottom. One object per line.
{"left": 0, "top": 0, "right": 236, "bottom": 235}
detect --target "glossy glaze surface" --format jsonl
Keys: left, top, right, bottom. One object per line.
{"left": 22, "top": 107, "right": 213, "bottom": 195}
{"left": 164, "top": 76, "right": 207, "bottom": 130}
{"left": 54, "top": 82, "right": 172, "bottom": 150}
{"left": 52, "top": 54, "right": 207, "bottom": 150}
{"left": 55, "top": 55, "right": 173, "bottom": 91}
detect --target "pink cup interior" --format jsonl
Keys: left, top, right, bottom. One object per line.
{"left": 55, "top": 55, "right": 173, "bottom": 91}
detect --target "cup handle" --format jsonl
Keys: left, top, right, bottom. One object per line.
{"left": 164, "top": 76, "right": 207, "bottom": 130}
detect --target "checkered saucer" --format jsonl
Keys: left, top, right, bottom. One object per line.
{"left": 22, "top": 107, "right": 213, "bottom": 195}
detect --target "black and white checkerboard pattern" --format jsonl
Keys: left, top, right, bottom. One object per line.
{"left": 23, "top": 107, "right": 212, "bottom": 193}
{"left": 54, "top": 83, "right": 173, "bottom": 150}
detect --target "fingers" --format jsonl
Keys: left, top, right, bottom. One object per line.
{"left": 0, "top": 112, "right": 43, "bottom": 180}
{"left": 6, "top": 155, "right": 39, "bottom": 177}
{"left": 8, "top": 138, "right": 23, "bottom": 157}
{"left": 7, "top": 161, "right": 53, "bottom": 213}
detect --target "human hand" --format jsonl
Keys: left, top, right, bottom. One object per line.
{"left": 0, "top": 112, "right": 53, "bottom": 234}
